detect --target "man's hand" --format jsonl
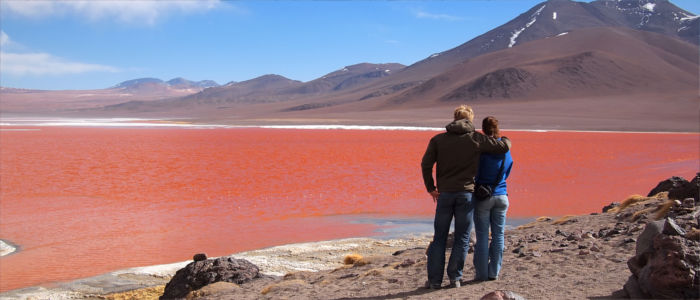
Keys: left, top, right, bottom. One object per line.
{"left": 429, "top": 190, "right": 440, "bottom": 203}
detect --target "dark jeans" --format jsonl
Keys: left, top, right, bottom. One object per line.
{"left": 426, "top": 191, "right": 474, "bottom": 285}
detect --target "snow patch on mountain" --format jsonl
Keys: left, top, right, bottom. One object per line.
{"left": 509, "top": 4, "right": 546, "bottom": 48}
{"left": 680, "top": 14, "right": 699, "bottom": 22}
{"left": 642, "top": 3, "right": 655, "bottom": 12}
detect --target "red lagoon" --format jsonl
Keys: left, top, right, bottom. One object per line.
{"left": 0, "top": 127, "right": 697, "bottom": 291}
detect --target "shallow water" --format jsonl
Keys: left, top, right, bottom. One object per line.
{"left": 0, "top": 127, "right": 697, "bottom": 291}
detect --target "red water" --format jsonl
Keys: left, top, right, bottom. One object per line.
{"left": 0, "top": 127, "right": 697, "bottom": 291}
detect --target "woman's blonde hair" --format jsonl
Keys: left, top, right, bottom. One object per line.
{"left": 453, "top": 105, "right": 474, "bottom": 122}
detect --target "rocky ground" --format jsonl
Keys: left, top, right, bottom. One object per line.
{"left": 3, "top": 176, "right": 698, "bottom": 300}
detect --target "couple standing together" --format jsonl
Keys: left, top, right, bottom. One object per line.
{"left": 421, "top": 105, "right": 514, "bottom": 289}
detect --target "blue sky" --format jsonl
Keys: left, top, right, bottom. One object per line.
{"left": 1, "top": 0, "right": 698, "bottom": 90}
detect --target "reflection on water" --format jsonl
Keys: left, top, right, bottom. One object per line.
{"left": 0, "top": 127, "right": 697, "bottom": 291}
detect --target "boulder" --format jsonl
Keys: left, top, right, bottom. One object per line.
{"left": 648, "top": 174, "right": 699, "bottom": 203}
{"left": 648, "top": 176, "right": 689, "bottom": 197}
{"left": 625, "top": 217, "right": 700, "bottom": 299}
{"left": 160, "top": 256, "right": 260, "bottom": 299}
{"left": 662, "top": 218, "right": 686, "bottom": 236}
{"left": 602, "top": 202, "right": 620, "bottom": 213}
{"left": 193, "top": 253, "right": 207, "bottom": 262}
{"left": 636, "top": 235, "right": 698, "bottom": 299}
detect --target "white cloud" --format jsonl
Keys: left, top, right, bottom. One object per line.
{"left": 2, "top": 0, "right": 221, "bottom": 25}
{"left": 413, "top": 9, "right": 462, "bottom": 21}
{"left": 0, "top": 31, "right": 8, "bottom": 47}
{"left": 1, "top": 52, "right": 120, "bottom": 76}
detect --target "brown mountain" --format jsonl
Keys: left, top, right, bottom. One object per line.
{"left": 378, "top": 26, "right": 697, "bottom": 107}
{"left": 398, "top": 0, "right": 698, "bottom": 83}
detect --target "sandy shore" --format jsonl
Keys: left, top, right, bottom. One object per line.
{"left": 2, "top": 192, "right": 685, "bottom": 300}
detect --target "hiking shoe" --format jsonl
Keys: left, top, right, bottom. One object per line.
{"left": 424, "top": 281, "right": 441, "bottom": 289}
{"left": 449, "top": 280, "right": 461, "bottom": 288}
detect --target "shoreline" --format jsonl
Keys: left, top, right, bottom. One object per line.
{"left": 1, "top": 192, "right": 696, "bottom": 299}
{"left": 0, "top": 233, "right": 434, "bottom": 299}
{"left": 0, "top": 117, "right": 698, "bottom": 134}
{"left": 0, "top": 216, "right": 541, "bottom": 298}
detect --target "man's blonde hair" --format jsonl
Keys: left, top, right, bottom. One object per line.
{"left": 453, "top": 105, "right": 474, "bottom": 122}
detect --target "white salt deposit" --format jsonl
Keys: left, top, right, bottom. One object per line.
{"left": 112, "top": 261, "right": 190, "bottom": 277}
{"left": 257, "top": 125, "right": 442, "bottom": 131}
{"left": 0, "top": 240, "right": 16, "bottom": 256}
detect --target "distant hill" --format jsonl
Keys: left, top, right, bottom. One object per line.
{"left": 112, "top": 63, "right": 407, "bottom": 110}
{"left": 114, "top": 77, "right": 220, "bottom": 92}
{"left": 0, "top": 77, "right": 220, "bottom": 113}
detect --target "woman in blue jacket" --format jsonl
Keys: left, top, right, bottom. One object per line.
{"left": 473, "top": 116, "right": 513, "bottom": 281}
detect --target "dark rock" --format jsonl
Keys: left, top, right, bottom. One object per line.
{"left": 649, "top": 174, "right": 699, "bottom": 203}
{"left": 635, "top": 220, "right": 664, "bottom": 256}
{"left": 193, "top": 253, "right": 207, "bottom": 262}
{"left": 398, "top": 258, "right": 416, "bottom": 268}
{"left": 623, "top": 238, "right": 636, "bottom": 244}
{"left": 160, "top": 257, "right": 260, "bottom": 299}
{"left": 392, "top": 250, "right": 406, "bottom": 256}
{"left": 662, "top": 218, "right": 686, "bottom": 236}
{"left": 669, "top": 173, "right": 699, "bottom": 203}
{"left": 605, "top": 229, "right": 622, "bottom": 238}
{"left": 611, "top": 288, "right": 629, "bottom": 299}
{"left": 603, "top": 202, "right": 620, "bottom": 213}
{"left": 648, "top": 176, "right": 689, "bottom": 197}
{"left": 339, "top": 273, "right": 358, "bottom": 279}
{"left": 480, "top": 290, "right": 527, "bottom": 300}
{"left": 590, "top": 245, "right": 601, "bottom": 252}
{"left": 512, "top": 245, "right": 524, "bottom": 254}
{"left": 636, "top": 235, "right": 699, "bottom": 298}
{"left": 623, "top": 275, "right": 649, "bottom": 299}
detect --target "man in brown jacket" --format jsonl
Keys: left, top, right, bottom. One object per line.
{"left": 421, "top": 105, "right": 511, "bottom": 289}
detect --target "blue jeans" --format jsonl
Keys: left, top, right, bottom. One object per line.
{"left": 427, "top": 191, "right": 473, "bottom": 285}
{"left": 473, "top": 194, "right": 509, "bottom": 280}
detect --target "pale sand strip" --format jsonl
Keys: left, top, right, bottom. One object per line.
{"left": 113, "top": 234, "right": 432, "bottom": 278}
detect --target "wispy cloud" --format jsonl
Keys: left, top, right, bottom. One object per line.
{"left": 2, "top": 0, "right": 222, "bottom": 25}
{"left": 2, "top": 52, "right": 120, "bottom": 76}
{"left": 412, "top": 9, "right": 462, "bottom": 21}
{"left": 0, "top": 31, "right": 9, "bottom": 47}
{"left": 1, "top": 31, "right": 119, "bottom": 76}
